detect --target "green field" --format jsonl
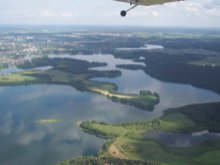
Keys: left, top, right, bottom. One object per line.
{"left": 194, "top": 150, "right": 220, "bottom": 165}
{"left": 0, "top": 71, "right": 37, "bottom": 85}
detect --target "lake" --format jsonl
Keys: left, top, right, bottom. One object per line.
{"left": 115, "top": 44, "right": 164, "bottom": 51}
{"left": 0, "top": 53, "right": 220, "bottom": 165}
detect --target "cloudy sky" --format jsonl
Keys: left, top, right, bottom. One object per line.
{"left": 0, "top": 0, "right": 220, "bottom": 27}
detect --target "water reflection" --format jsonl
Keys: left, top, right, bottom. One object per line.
{"left": 0, "top": 85, "right": 158, "bottom": 165}
{"left": 115, "top": 44, "right": 164, "bottom": 51}
{"left": 145, "top": 130, "right": 220, "bottom": 147}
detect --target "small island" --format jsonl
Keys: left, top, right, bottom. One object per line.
{"left": 88, "top": 88, "right": 159, "bottom": 110}
{"left": 36, "top": 119, "right": 61, "bottom": 124}
{"left": 0, "top": 57, "right": 159, "bottom": 111}
{"left": 64, "top": 102, "right": 220, "bottom": 165}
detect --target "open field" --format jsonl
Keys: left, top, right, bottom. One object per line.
{"left": 194, "top": 150, "right": 220, "bottom": 164}
{"left": 0, "top": 71, "right": 37, "bottom": 85}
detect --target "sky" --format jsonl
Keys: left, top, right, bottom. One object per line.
{"left": 0, "top": 0, "right": 220, "bottom": 27}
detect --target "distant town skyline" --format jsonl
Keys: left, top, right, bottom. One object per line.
{"left": 0, "top": 0, "right": 220, "bottom": 27}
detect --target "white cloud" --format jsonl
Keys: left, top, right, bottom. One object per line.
{"left": 41, "top": 10, "right": 73, "bottom": 17}
{"left": 60, "top": 12, "right": 72, "bottom": 17}
{"left": 152, "top": 11, "right": 159, "bottom": 17}
{"left": 18, "top": 130, "right": 46, "bottom": 146}
{"left": 41, "top": 10, "right": 56, "bottom": 17}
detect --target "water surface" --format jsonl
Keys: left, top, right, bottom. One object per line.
{"left": 0, "top": 53, "right": 220, "bottom": 164}
{"left": 145, "top": 130, "right": 220, "bottom": 147}
{"left": 0, "top": 85, "right": 159, "bottom": 165}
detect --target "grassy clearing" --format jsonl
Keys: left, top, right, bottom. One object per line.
{"left": 114, "top": 138, "right": 186, "bottom": 162}
{"left": 194, "top": 150, "right": 220, "bottom": 165}
{"left": 88, "top": 88, "right": 135, "bottom": 99}
{"left": 0, "top": 72, "right": 37, "bottom": 85}
{"left": 160, "top": 112, "right": 196, "bottom": 132}
{"left": 107, "top": 138, "right": 220, "bottom": 165}
{"left": 80, "top": 121, "right": 131, "bottom": 138}
{"left": 87, "top": 122, "right": 129, "bottom": 137}
{"left": 86, "top": 81, "right": 117, "bottom": 92}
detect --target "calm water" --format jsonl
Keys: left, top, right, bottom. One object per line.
{"left": 145, "top": 130, "right": 220, "bottom": 147}
{"left": 115, "top": 44, "right": 164, "bottom": 51}
{"left": 0, "top": 54, "right": 220, "bottom": 165}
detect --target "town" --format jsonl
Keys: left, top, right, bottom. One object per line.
{"left": 0, "top": 28, "right": 135, "bottom": 69}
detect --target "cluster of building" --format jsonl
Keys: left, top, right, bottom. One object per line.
{"left": 0, "top": 31, "right": 138, "bottom": 69}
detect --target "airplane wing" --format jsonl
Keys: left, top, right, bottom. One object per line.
{"left": 115, "top": 0, "right": 183, "bottom": 16}
{"left": 115, "top": 0, "right": 180, "bottom": 6}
